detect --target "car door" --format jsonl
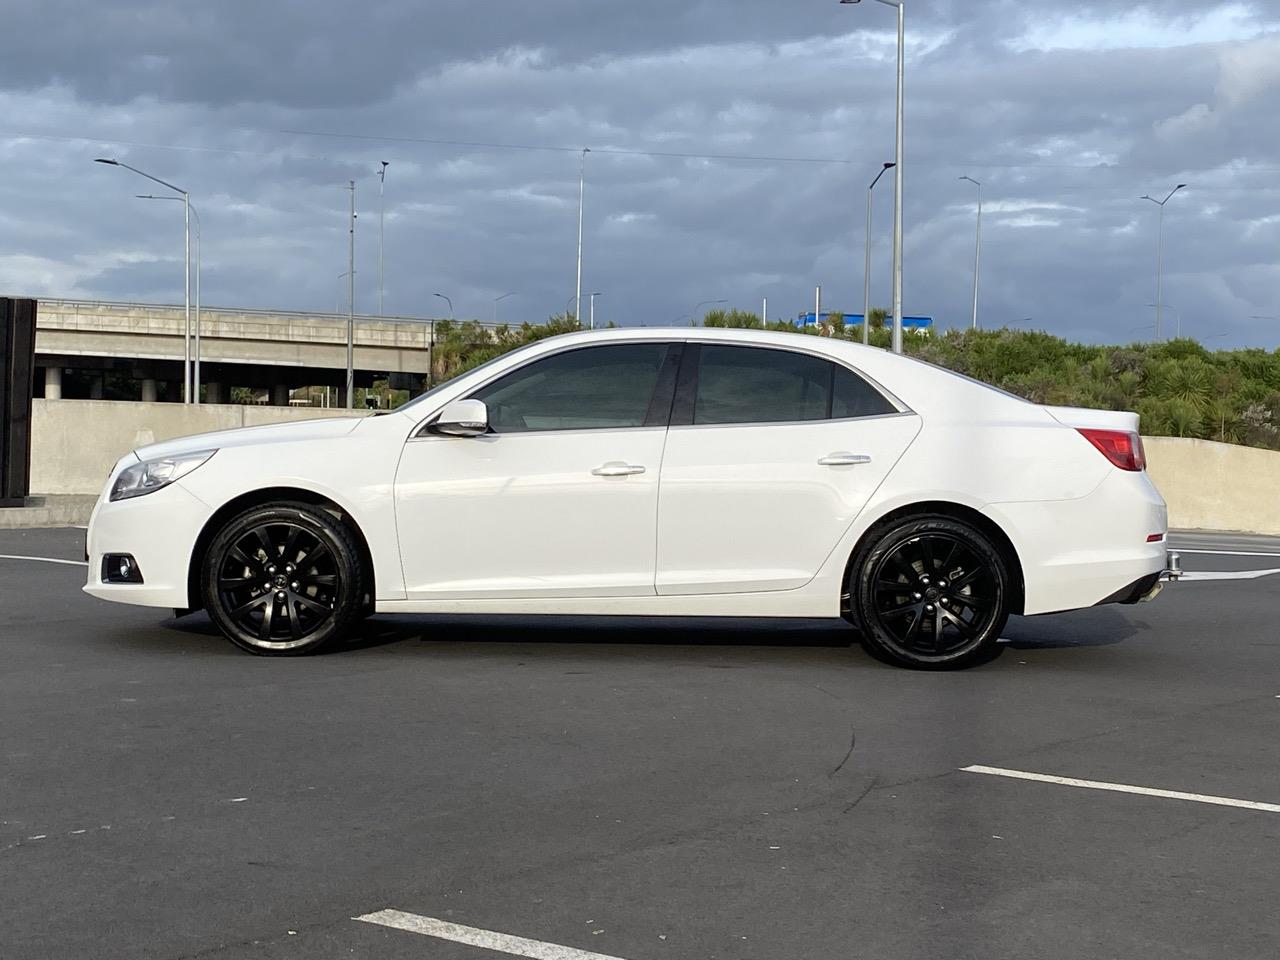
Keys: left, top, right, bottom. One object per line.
{"left": 394, "top": 341, "right": 681, "bottom": 600}
{"left": 656, "top": 343, "right": 921, "bottom": 596}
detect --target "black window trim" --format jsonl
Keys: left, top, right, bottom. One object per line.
{"left": 669, "top": 341, "right": 910, "bottom": 428}
{"left": 410, "top": 337, "right": 911, "bottom": 439}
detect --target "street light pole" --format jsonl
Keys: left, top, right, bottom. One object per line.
{"left": 842, "top": 0, "right": 906, "bottom": 354}
{"left": 574, "top": 147, "right": 590, "bottom": 324}
{"left": 136, "top": 195, "right": 201, "bottom": 402}
{"left": 434, "top": 293, "right": 454, "bottom": 319}
{"left": 347, "top": 180, "right": 355, "bottom": 409}
{"left": 959, "top": 176, "right": 982, "bottom": 331}
{"left": 493, "top": 291, "right": 516, "bottom": 324}
{"left": 377, "top": 161, "right": 388, "bottom": 316}
{"left": 1141, "top": 184, "right": 1186, "bottom": 341}
{"left": 864, "top": 162, "right": 895, "bottom": 345}
{"left": 692, "top": 299, "right": 728, "bottom": 325}
{"left": 96, "top": 158, "right": 193, "bottom": 402}
{"left": 1146, "top": 303, "right": 1181, "bottom": 339}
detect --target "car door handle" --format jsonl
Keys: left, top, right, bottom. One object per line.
{"left": 818, "top": 452, "right": 873, "bottom": 466}
{"left": 592, "top": 462, "right": 647, "bottom": 477}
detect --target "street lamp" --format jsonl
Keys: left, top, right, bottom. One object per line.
{"left": 841, "top": 0, "right": 905, "bottom": 355}
{"left": 574, "top": 147, "right": 590, "bottom": 325}
{"left": 589, "top": 292, "right": 602, "bottom": 330}
{"left": 346, "top": 180, "right": 356, "bottom": 409}
{"left": 95, "top": 158, "right": 193, "bottom": 402}
{"left": 377, "top": 161, "right": 389, "bottom": 315}
{"left": 959, "top": 175, "right": 982, "bottom": 331}
{"left": 863, "top": 162, "right": 895, "bottom": 346}
{"left": 433, "top": 293, "right": 454, "bottom": 319}
{"left": 1146, "top": 303, "right": 1181, "bottom": 339}
{"left": 1140, "top": 184, "right": 1186, "bottom": 341}
{"left": 493, "top": 291, "right": 516, "bottom": 324}
{"left": 137, "top": 195, "right": 201, "bottom": 402}
{"left": 692, "top": 299, "right": 728, "bottom": 325}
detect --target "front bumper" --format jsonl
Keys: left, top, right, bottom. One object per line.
{"left": 83, "top": 482, "right": 213, "bottom": 609}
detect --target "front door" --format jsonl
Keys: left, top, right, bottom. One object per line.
{"left": 656, "top": 343, "right": 921, "bottom": 595}
{"left": 394, "top": 342, "right": 680, "bottom": 599}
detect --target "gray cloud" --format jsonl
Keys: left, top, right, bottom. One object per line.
{"left": 1, "top": 0, "right": 1279, "bottom": 346}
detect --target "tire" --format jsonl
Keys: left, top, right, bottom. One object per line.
{"left": 848, "top": 515, "right": 1010, "bottom": 670}
{"left": 201, "top": 501, "right": 367, "bottom": 656}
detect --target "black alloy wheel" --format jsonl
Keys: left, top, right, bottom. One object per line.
{"left": 850, "top": 515, "right": 1010, "bottom": 669}
{"left": 202, "top": 502, "right": 366, "bottom": 655}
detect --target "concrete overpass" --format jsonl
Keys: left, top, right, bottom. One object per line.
{"left": 32, "top": 298, "right": 456, "bottom": 405}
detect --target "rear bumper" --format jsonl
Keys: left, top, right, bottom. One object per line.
{"left": 986, "top": 469, "right": 1169, "bottom": 616}
{"left": 1097, "top": 550, "right": 1183, "bottom": 606}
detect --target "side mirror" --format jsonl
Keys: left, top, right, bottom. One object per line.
{"left": 431, "top": 399, "right": 489, "bottom": 437}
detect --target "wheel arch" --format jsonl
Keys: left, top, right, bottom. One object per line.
{"left": 185, "top": 487, "right": 376, "bottom": 612}
{"left": 842, "top": 500, "right": 1025, "bottom": 617}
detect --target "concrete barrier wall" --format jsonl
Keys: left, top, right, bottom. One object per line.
{"left": 1144, "top": 436, "right": 1280, "bottom": 536}
{"left": 32, "top": 399, "right": 367, "bottom": 496}
{"left": 28, "top": 402, "right": 1280, "bottom": 534}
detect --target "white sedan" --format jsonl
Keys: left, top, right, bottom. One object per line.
{"left": 85, "top": 328, "right": 1172, "bottom": 669}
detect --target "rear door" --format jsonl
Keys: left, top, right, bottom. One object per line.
{"left": 655, "top": 343, "right": 921, "bottom": 595}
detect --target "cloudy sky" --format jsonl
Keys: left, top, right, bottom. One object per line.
{"left": 2, "top": 0, "right": 1279, "bottom": 346}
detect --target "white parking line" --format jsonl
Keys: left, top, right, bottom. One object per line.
{"left": 962, "top": 765, "right": 1280, "bottom": 813}
{"left": 355, "top": 909, "right": 633, "bottom": 960}
{"left": 0, "top": 555, "right": 88, "bottom": 567}
{"left": 1177, "top": 568, "right": 1280, "bottom": 581}
{"left": 1174, "top": 549, "right": 1280, "bottom": 558}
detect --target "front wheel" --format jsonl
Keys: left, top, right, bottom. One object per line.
{"left": 201, "top": 502, "right": 367, "bottom": 656}
{"left": 849, "top": 515, "right": 1011, "bottom": 670}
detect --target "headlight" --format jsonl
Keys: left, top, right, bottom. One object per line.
{"left": 110, "top": 450, "right": 217, "bottom": 502}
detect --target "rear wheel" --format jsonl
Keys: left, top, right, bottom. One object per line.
{"left": 849, "top": 515, "right": 1010, "bottom": 670}
{"left": 201, "top": 502, "right": 366, "bottom": 656}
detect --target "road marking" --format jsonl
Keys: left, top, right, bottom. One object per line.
{"left": 1177, "top": 569, "right": 1280, "bottom": 581}
{"left": 0, "top": 554, "right": 88, "bottom": 567}
{"left": 355, "top": 909, "right": 633, "bottom": 960}
{"left": 962, "top": 765, "right": 1280, "bottom": 813}
{"left": 1174, "top": 549, "right": 1280, "bottom": 558}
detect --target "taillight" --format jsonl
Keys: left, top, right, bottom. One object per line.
{"left": 1077, "top": 429, "right": 1146, "bottom": 472}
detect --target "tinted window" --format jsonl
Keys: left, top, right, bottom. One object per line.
{"left": 471, "top": 344, "right": 670, "bottom": 433}
{"left": 833, "top": 365, "right": 898, "bottom": 419}
{"left": 693, "top": 345, "right": 895, "bottom": 425}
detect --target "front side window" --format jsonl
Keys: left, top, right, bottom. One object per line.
{"left": 471, "top": 343, "right": 671, "bottom": 433}
{"left": 692, "top": 345, "right": 896, "bottom": 425}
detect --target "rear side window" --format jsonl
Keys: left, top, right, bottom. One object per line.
{"left": 691, "top": 345, "right": 895, "bottom": 425}
{"left": 471, "top": 343, "right": 670, "bottom": 433}
{"left": 833, "top": 365, "right": 897, "bottom": 419}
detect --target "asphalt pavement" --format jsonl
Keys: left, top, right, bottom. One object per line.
{"left": 2, "top": 527, "right": 1278, "bottom": 960}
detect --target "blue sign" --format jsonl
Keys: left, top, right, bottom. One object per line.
{"left": 823, "top": 314, "right": 934, "bottom": 330}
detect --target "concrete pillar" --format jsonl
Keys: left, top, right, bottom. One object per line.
{"left": 272, "top": 384, "right": 290, "bottom": 407}
{"left": 44, "top": 367, "right": 63, "bottom": 400}
{"left": 140, "top": 378, "right": 158, "bottom": 403}
{"left": 89, "top": 375, "right": 104, "bottom": 400}
{"left": 205, "top": 381, "right": 224, "bottom": 404}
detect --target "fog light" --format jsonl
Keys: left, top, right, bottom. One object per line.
{"left": 102, "top": 554, "right": 144, "bottom": 584}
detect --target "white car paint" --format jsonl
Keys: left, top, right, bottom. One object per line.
{"left": 84, "top": 327, "right": 1168, "bottom": 621}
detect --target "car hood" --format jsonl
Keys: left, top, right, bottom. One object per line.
{"left": 133, "top": 416, "right": 367, "bottom": 461}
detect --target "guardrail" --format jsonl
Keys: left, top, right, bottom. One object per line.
{"left": 8, "top": 295, "right": 507, "bottom": 329}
